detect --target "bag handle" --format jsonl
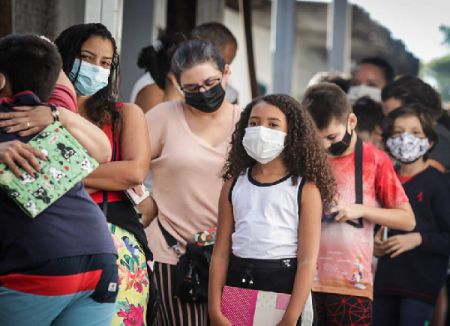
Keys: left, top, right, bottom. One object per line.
{"left": 158, "top": 219, "right": 181, "bottom": 256}
{"left": 346, "top": 136, "right": 364, "bottom": 228}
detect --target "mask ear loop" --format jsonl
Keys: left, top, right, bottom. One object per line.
{"left": 0, "top": 73, "right": 6, "bottom": 91}
{"left": 70, "top": 58, "right": 82, "bottom": 84}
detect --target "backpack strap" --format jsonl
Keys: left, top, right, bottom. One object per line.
{"left": 346, "top": 136, "right": 364, "bottom": 228}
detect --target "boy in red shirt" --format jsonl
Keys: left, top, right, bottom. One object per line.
{"left": 302, "top": 82, "right": 415, "bottom": 325}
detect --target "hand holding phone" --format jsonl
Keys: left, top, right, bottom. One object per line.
{"left": 125, "top": 184, "right": 150, "bottom": 206}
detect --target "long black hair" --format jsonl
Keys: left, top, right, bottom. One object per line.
{"left": 137, "top": 31, "right": 186, "bottom": 90}
{"left": 54, "top": 23, "right": 121, "bottom": 128}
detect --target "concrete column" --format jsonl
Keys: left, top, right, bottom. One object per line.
{"left": 271, "top": 0, "right": 295, "bottom": 94}
{"left": 153, "top": 0, "right": 167, "bottom": 40}
{"left": 326, "top": 0, "right": 352, "bottom": 74}
{"left": 84, "top": 0, "right": 124, "bottom": 52}
{"left": 120, "top": 0, "right": 156, "bottom": 102}
{"left": 196, "top": 0, "right": 225, "bottom": 25}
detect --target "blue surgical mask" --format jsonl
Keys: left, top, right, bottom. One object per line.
{"left": 69, "top": 59, "right": 110, "bottom": 97}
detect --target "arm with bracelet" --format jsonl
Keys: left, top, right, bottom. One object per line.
{"left": 0, "top": 72, "right": 112, "bottom": 164}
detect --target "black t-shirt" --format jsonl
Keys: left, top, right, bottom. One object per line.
{"left": 374, "top": 167, "right": 450, "bottom": 305}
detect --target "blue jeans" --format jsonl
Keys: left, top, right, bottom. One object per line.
{"left": 373, "top": 294, "right": 433, "bottom": 326}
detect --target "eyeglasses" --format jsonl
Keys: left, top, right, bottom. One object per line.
{"left": 180, "top": 76, "right": 222, "bottom": 94}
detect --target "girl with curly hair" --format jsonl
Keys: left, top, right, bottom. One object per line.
{"left": 209, "top": 94, "right": 336, "bottom": 326}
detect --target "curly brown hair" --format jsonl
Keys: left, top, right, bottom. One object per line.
{"left": 223, "top": 94, "right": 337, "bottom": 209}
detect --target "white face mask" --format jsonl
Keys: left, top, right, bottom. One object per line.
{"left": 242, "top": 126, "right": 287, "bottom": 164}
{"left": 386, "top": 132, "right": 430, "bottom": 164}
{"left": 348, "top": 85, "right": 382, "bottom": 103}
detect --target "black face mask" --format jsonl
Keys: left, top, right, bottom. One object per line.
{"left": 329, "top": 128, "right": 353, "bottom": 156}
{"left": 184, "top": 83, "right": 226, "bottom": 113}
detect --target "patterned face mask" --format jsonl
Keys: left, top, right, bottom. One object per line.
{"left": 386, "top": 132, "right": 430, "bottom": 164}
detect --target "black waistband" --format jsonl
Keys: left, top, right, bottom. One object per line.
{"left": 1, "top": 253, "right": 117, "bottom": 276}
{"left": 231, "top": 254, "right": 297, "bottom": 269}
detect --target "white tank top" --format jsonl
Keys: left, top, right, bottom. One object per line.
{"left": 231, "top": 168, "right": 304, "bottom": 260}
{"left": 130, "top": 72, "right": 155, "bottom": 103}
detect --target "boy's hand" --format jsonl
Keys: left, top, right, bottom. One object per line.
{"left": 374, "top": 227, "right": 387, "bottom": 257}
{"left": 385, "top": 233, "right": 422, "bottom": 258}
{"left": 332, "top": 201, "right": 365, "bottom": 223}
{"left": 0, "top": 106, "right": 53, "bottom": 136}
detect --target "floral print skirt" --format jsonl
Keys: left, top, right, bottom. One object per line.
{"left": 109, "top": 223, "right": 149, "bottom": 326}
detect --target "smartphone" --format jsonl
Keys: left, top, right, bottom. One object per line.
{"left": 382, "top": 227, "right": 389, "bottom": 241}
{"left": 125, "top": 184, "right": 150, "bottom": 206}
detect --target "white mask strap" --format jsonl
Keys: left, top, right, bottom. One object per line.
{"left": 0, "top": 73, "right": 5, "bottom": 91}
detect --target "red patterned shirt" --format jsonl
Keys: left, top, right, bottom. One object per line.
{"left": 312, "top": 142, "right": 409, "bottom": 300}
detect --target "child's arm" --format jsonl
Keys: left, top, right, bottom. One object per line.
{"left": 334, "top": 201, "right": 415, "bottom": 231}
{"left": 334, "top": 150, "right": 416, "bottom": 231}
{"left": 278, "top": 182, "right": 322, "bottom": 326}
{"left": 208, "top": 180, "right": 234, "bottom": 326}
{"left": 383, "top": 181, "right": 450, "bottom": 258}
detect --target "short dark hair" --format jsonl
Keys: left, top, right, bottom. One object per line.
{"left": 358, "top": 57, "right": 395, "bottom": 84}
{"left": 190, "top": 22, "right": 237, "bottom": 52}
{"left": 172, "top": 39, "right": 226, "bottom": 83}
{"left": 309, "top": 71, "right": 351, "bottom": 93}
{"left": 353, "top": 97, "right": 384, "bottom": 134}
{"left": 381, "top": 75, "right": 443, "bottom": 120}
{"left": 382, "top": 103, "right": 438, "bottom": 153}
{"left": 137, "top": 32, "right": 187, "bottom": 90}
{"left": 0, "top": 34, "right": 62, "bottom": 101}
{"left": 302, "top": 82, "right": 353, "bottom": 130}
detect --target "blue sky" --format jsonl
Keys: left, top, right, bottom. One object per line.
{"left": 301, "top": 0, "right": 450, "bottom": 63}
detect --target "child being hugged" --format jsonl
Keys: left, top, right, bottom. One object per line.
{"left": 373, "top": 104, "right": 450, "bottom": 326}
{"left": 208, "top": 94, "right": 337, "bottom": 326}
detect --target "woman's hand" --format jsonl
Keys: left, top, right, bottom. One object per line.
{"left": 132, "top": 185, "right": 144, "bottom": 197}
{"left": 385, "top": 233, "right": 422, "bottom": 258}
{"left": 137, "top": 196, "right": 158, "bottom": 227}
{"left": 0, "top": 141, "right": 47, "bottom": 177}
{"left": 0, "top": 106, "right": 53, "bottom": 137}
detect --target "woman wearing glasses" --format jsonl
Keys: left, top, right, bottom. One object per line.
{"left": 143, "top": 39, "right": 241, "bottom": 325}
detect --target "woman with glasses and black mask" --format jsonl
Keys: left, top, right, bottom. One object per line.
{"left": 143, "top": 39, "right": 241, "bottom": 325}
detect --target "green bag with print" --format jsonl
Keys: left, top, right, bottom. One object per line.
{"left": 0, "top": 121, "right": 99, "bottom": 218}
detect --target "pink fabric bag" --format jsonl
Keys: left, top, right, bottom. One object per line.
{"left": 221, "top": 286, "right": 314, "bottom": 326}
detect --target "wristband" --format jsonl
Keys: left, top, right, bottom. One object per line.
{"left": 50, "top": 105, "right": 60, "bottom": 122}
